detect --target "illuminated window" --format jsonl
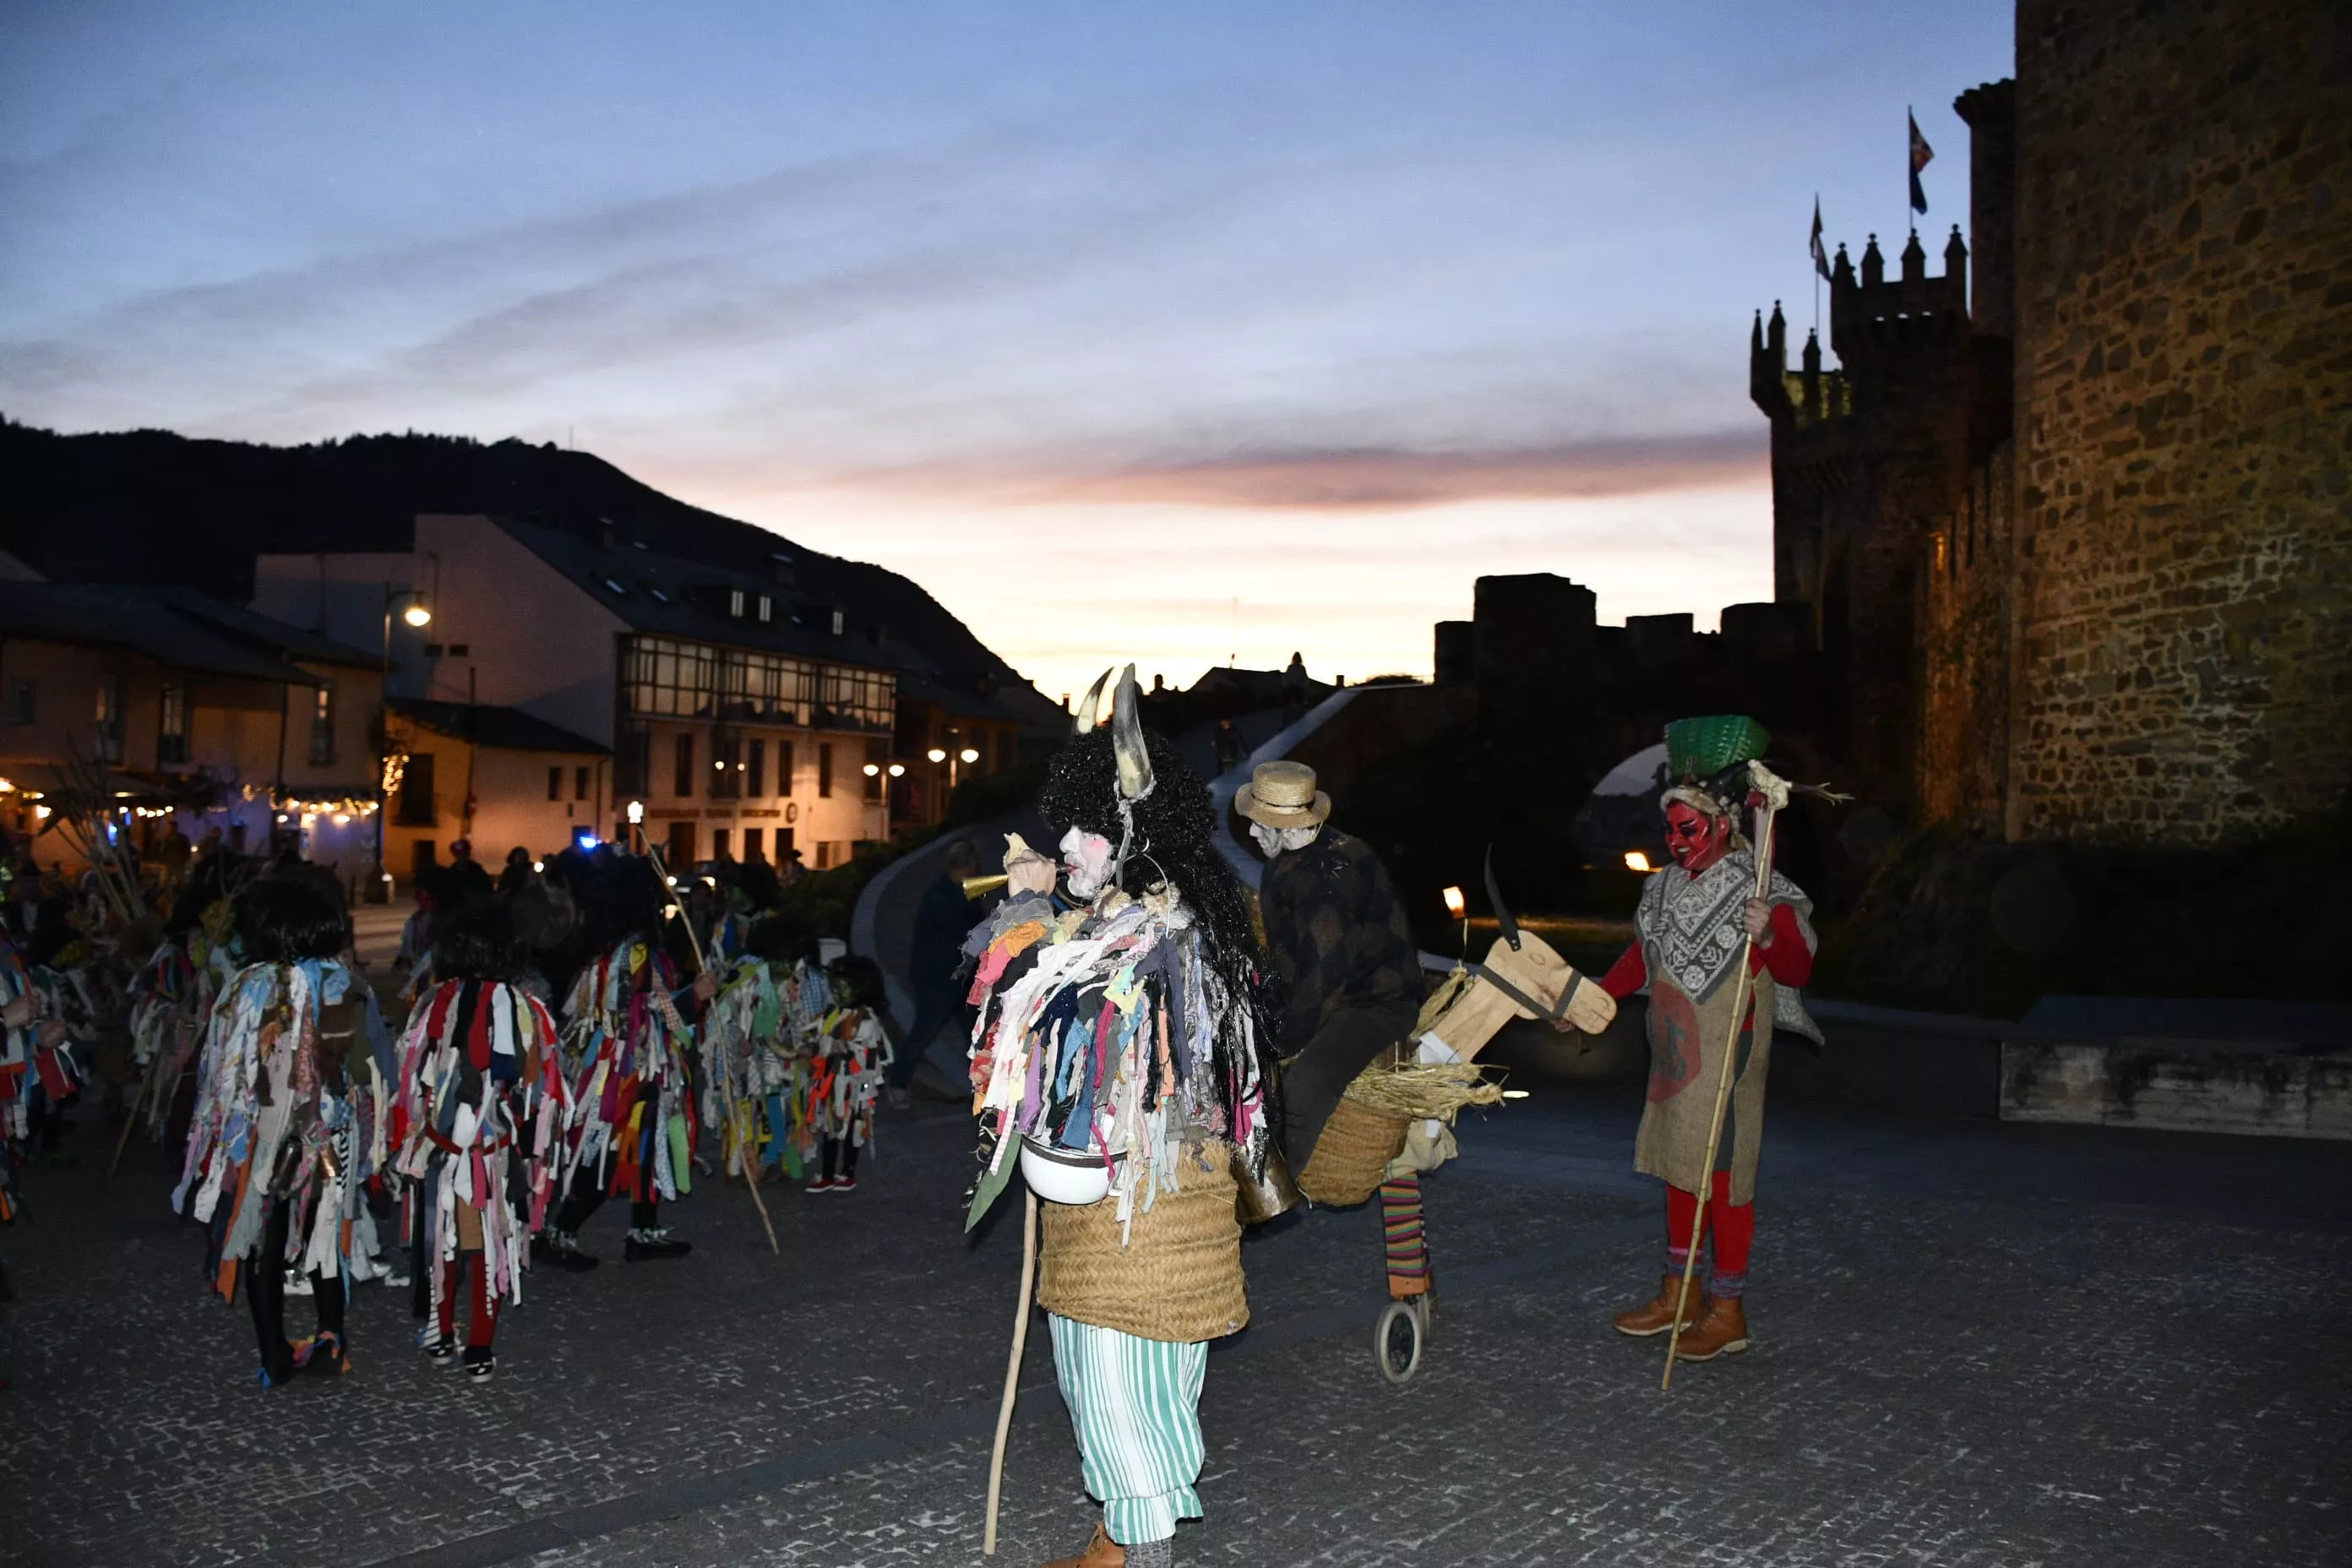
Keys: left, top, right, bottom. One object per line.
{"left": 624, "top": 636, "right": 718, "bottom": 718}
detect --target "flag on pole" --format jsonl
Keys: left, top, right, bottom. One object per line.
{"left": 1908, "top": 109, "right": 1935, "bottom": 215}
{"left": 1810, "top": 196, "right": 1831, "bottom": 279}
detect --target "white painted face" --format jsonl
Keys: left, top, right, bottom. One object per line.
{"left": 1059, "top": 826, "right": 1115, "bottom": 899}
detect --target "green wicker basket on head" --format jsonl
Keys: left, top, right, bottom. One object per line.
{"left": 1664, "top": 715, "right": 1770, "bottom": 781}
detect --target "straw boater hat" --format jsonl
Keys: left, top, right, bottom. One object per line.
{"left": 1234, "top": 760, "right": 1331, "bottom": 830}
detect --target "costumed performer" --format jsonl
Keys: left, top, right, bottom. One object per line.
{"left": 697, "top": 914, "right": 822, "bottom": 1186}
{"left": 541, "top": 857, "right": 716, "bottom": 1267}
{"left": 964, "top": 672, "right": 1277, "bottom": 1568}
{"left": 393, "top": 900, "right": 568, "bottom": 1380}
{"left": 1237, "top": 760, "right": 1431, "bottom": 1291}
{"left": 808, "top": 956, "right": 890, "bottom": 1193}
{"left": 173, "top": 879, "right": 385, "bottom": 1385}
{"left": 1600, "top": 717, "right": 1821, "bottom": 1364}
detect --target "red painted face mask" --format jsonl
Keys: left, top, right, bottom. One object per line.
{"left": 1663, "top": 802, "right": 1732, "bottom": 872}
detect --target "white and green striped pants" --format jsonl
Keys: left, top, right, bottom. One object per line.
{"left": 1048, "top": 1314, "right": 1208, "bottom": 1546}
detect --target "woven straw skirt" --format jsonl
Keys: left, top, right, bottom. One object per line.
{"left": 1037, "top": 1142, "right": 1247, "bottom": 1343}
{"left": 1295, "top": 1096, "right": 1411, "bottom": 1208}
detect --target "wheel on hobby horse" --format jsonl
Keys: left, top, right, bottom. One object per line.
{"left": 1374, "top": 1297, "right": 1429, "bottom": 1385}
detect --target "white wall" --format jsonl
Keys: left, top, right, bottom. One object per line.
{"left": 412, "top": 514, "right": 629, "bottom": 748}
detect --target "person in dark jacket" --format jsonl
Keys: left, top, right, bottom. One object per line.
{"left": 1239, "top": 760, "right": 1422, "bottom": 1171}
{"left": 884, "top": 839, "right": 982, "bottom": 1107}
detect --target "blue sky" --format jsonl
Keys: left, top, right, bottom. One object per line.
{"left": 0, "top": 1, "right": 2013, "bottom": 700}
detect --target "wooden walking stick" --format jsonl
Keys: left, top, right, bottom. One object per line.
{"left": 108, "top": 1056, "right": 158, "bottom": 1178}
{"left": 644, "top": 841, "right": 779, "bottom": 1256}
{"left": 984, "top": 1187, "right": 1040, "bottom": 1557}
{"left": 1662, "top": 761, "right": 1789, "bottom": 1392}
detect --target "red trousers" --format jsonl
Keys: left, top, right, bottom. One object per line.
{"left": 1665, "top": 1171, "right": 1755, "bottom": 1293}
{"left": 437, "top": 1252, "right": 501, "bottom": 1349}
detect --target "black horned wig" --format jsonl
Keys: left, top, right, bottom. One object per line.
{"left": 1037, "top": 721, "right": 1278, "bottom": 1145}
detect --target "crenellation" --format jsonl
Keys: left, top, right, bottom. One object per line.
{"left": 1767, "top": 0, "right": 2351, "bottom": 847}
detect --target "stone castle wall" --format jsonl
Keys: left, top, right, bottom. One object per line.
{"left": 2010, "top": 0, "right": 2352, "bottom": 841}
{"left": 1920, "top": 439, "right": 2017, "bottom": 830}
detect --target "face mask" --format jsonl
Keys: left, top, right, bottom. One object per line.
{"left": 1059, "top": 827, "right": 1115, "bottom": 899}
{"left": 1663, "top": 803, "right": 1731, "bottom": 872}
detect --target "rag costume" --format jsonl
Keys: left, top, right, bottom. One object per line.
{"left": 547, "top": 937, "right": 698, "bottom": 1260}
{"left": 966, "top": 672, "right": 1276, "bottom": 1566}
{"left": 1601, "top": 717, "right": 1821, "bottom": 1361}
{"left": 393, "top": 977, "right": 567, "bottom": 1375}
{"left": 699, "top": 955, "right": 822, "bottom": 1183}
{"left": 174, "top": 959, "right": 385, "bottom": 1383}
{"left": 809, "top": 1001, "right": 890, "bottom": 1189}
{"left": 0, "top": 928, "right": 69, "bottom": 1157}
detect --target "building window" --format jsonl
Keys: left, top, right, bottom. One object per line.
{"left": 574, "top": 765, "right": 591, "bottom": 802}
{"left": 623, "top": 636, "right": 719, "bottom": 718}
{"left": 729, "top": 588, "right": 746, "bottom": 618}
{"left": 757, "top": 595, "right": 772, "bottom": 623}
{"left": 94, "top": 673, "right": 124, "bottom": 763}
{"left": 673, "top": 732, "right": 696, "bottom": 798}
{"left": 4, "top": 679, "right": 31, "bottom": 726}
{"left": 777, "top": 740, "right": 795, "bottom": 796}
{"left": 712, "top": 827, "right": 732, "bottom": 860}
{"left": 743, "top": 827, "right": 765, "bottom": 860}
{"left": 308, "top": 684, "right": 337, "bottom": 766}
{"left": 616, "top": 722, "right": 653, "bottom": 795}
{"left": 863, "top": 738, "right": 887, "bottom": 802}
{"left": 547, "top": 765, "right": 564, "bottom": 802}
{"left": 816, "top": 665, "right": 895, "bottom": 731}
{"left": 397, "top": 752, "right": 438, "bottom": 826}
{"left": 747, "top": 738, "right": 766, "bottom": 798}
{"left": 667, "top": 820, "right": 696, "bottom": 866}
{"left": 818, "top": 742, "right": 834, "bottom": 798}
{"left": 158, "top": 683, "right": 189, "bottom": 765}
{"left": 717, "top": 649, "right": 815, "bottom": 725}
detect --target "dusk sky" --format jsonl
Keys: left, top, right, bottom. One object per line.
{"left": 2, "top": 2, "right": 2012, "bottom": 700}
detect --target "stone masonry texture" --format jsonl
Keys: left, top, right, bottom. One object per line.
{"left": 2010, "top": 0, "right": 2352, "bottom": 841}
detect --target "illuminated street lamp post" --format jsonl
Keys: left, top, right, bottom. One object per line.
{"left": 373, "top": 588, "right": 431, "bottom": 890}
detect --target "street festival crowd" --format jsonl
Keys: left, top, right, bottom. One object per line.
{"left": 0, "top": 688, "right": 1821, "bottom": 1568}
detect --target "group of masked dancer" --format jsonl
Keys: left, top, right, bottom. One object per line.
{"left": 961, "top": 681, "right": 1819, "bottom": 1568}
{"left": 4, "top": 840, "right": 890, "bottom": 1391}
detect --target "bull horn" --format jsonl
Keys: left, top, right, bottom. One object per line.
{"left": 1072, "top": 668, "right": 1112, "bottom": 736}
{"left": 1111, "top": 664, "right": 1155, "bottom": 801}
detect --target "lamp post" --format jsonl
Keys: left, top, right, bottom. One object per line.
{"left": 374, "top": 588, "right": 431, "bottom": 890}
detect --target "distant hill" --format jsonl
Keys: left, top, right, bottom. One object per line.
{"left": 0, "top": 417, "right": 1058, "bottom": 725}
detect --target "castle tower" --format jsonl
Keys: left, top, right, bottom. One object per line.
{"left": 1751, "top": 195, "right": 1982, "bottom": 820}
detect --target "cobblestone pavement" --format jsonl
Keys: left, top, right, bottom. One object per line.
{"left": 4, "top": 1080, "right": 2347, "bottom": 1568}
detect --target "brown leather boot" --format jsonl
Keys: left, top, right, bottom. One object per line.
{"left": 1671, "top": 1294, "right": 1750, "bottom": 1362}
{"left": 1613, "top": 1271, "right": 1705, "bottom": 1337}
{"left": 1042, "top": 1522, "right": 1124, "bottom": 1568}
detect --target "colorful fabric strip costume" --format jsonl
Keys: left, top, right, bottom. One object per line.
{"left": 393, "top": 979, "right": 567, "bottom": 1335}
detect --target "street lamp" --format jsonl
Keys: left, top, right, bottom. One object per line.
{"left": 374, "top": 586, "right": 431, "bottom": 890}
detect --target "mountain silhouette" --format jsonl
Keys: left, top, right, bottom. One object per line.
{"left": 0, "top": 417, "right": 1054, "bottom": 718}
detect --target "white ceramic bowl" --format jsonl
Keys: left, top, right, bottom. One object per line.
{"left": 1020, "top": 1136, "right": 1118, "bottom": 1206}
